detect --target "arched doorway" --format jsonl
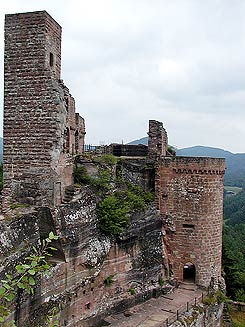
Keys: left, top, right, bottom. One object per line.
{"left": 183, "top": 263, "right": 196, "bottom": 283}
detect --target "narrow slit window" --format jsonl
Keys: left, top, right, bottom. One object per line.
{"left": 183, "top": 224, "right": 195, "bottom": 229}
{"left": 49, "top": 52, "right": 54, "bottom": 67}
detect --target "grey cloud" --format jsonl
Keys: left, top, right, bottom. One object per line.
{"left": 1, "top": 0, "right": 245, "bottom": 152}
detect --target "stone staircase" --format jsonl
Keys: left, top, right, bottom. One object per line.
{"left": 178, "top": 281, "right": 198, "bottom": 292}
{"left": 62, "top": 185, "right": 75, "bottom": 203}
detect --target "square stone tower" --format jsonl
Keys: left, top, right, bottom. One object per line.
{"left": 3, "top": 11, "right": 85, "bottom": 208}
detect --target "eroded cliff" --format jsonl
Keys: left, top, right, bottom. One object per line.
{"left": 0, "top": 157, "right": 173, "bottom": 327}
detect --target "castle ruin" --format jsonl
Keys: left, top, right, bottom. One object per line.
{"left": 3, "top": 11, "right": 85, "bottom": 208}
{"left": 1, "top": 11, "right": 225, "bottom": 327}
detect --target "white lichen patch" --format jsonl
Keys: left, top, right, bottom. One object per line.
{"left": 83, "top": 237, "right": 111, "bottom": 267}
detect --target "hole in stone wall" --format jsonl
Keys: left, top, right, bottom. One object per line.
{"left": 183, "top": 263, "right": 196, "bottom": 283}
{"left": 183, "top": 224, "right": 195, "bottom": 229}
{"left": 49, "top": 52, "right": 54, "bottom": 67}
{"left": 85, "top": 302, "right": 91, "bottom": 310}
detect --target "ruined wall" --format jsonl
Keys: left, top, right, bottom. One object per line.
{"left": 110, "top": 144, "right": 148, "bottom": 157}
{"left": 3, "top": 11, "right": 85, "bottom": 208}
{"left": 148, "top": 120, "right": 168, "bottom": 160}
{"left": 156, "top": 157, "right": 225, "bottom": 287}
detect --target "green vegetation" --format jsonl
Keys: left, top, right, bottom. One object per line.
{"left": 223, "top": 191, "right": 245, "bottom": 302}
{"left": 230, "top": 310, "right": 245, "bottom": 327}
{"left": 0, "top": 163, "right": 3, "bottom": 194}
{"left": 158, "top": 276, "right": 165, "bottom": 286}
{"left": 128, "top": 287, "right": 135, "bottom": 295}
{"left": 9, "top": 202, "right": 30, "bottom": 210}
{"left": 91, "top": 169, "right": 112, "bottom": 193}
{"left": 93, "top": 154, "right": 118, "bottom": 166}
{"left": 74, "top": 158, "right": 115, "bottom": 195}
{"left": 104, "top": 275, "right": 114, "bottom": 287}
{"left": 224, "top": 186, "right": 243, "bottom": 196}
{"left": 0, "top": 232, "right": 59, "bottom": 327}
{"left": 203, "top": 290, "right": 228, "bottom": 306}
{"left": 74, "top": 155, "right": 154, "bottom": 236}
{"left": 167, "top": 145, "right": 176, "bottom": 155}
{"left": 224, "top": 191, "right": 245, "bottom": 226}
{"left": 73, "top": 165, "right": 91, "bottom": 185}
{"left": 74, "top": 164, "right": 112, "bottom": 193}
{"left": 98, "top": 183, "right": 154, "bottom": 236}
{"left": 98, "top": 194, "right": 129, "bottom": 235}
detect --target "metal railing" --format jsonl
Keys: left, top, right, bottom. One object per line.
{"left": 160, "top": 293, "right": 205, "bottom": 327}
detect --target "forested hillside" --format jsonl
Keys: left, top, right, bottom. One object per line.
{"left": 128, "top": 138, "right": 245, "bottom": 188}
{"left": 177, "top": 146, "right": 245, "bottom": 188}
{"left": 223, "top": 191, "right": 245, "bottom": 301}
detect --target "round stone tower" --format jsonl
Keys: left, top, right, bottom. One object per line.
{"left": 156, "top": 156, "right": 225, "bottom": 287}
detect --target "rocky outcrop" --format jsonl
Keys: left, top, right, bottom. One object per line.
{"left": 0, "top": 184, "right": 170, "bottom": 327}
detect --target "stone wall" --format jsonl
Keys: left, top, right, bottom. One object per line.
{"left": 156, "top": 156, "right": 225, "bottom": 287}
{"left": 148, "top": 120, "right": 168, "bottom": 160}
{"left": 110, "top": 144, "right": 148, "bottom": 157}
{"left": 3, "top": 11, "right": 85, "bottom": 208}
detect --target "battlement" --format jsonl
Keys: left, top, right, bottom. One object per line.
{"left": 160, "top": 156, "right": 226, "bottom": 175}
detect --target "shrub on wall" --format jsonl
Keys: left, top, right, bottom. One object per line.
{"left": 98, "top": 194, "right": 129, "bottom": 235}
{"left": 73, "top": 166, "right": 91, "bottom": 185}
{"left": 98, "top": 185, "right": 154, "bottom": 236}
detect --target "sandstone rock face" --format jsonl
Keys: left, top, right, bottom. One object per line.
{"left": 0, "top": 185, "right": 170, "bottom": 327}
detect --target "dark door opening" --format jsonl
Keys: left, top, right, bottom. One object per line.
{"left": 183, "top": 263, "right": 196, "bottom": 283}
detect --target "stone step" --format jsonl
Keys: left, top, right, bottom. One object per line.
{"left": 62, "top": 185, "right": 75, "bottom": 203}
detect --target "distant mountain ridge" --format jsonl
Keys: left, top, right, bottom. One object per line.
{"left": 0, "top": 136, "right": 244, "bottom": 187}
{"left": 128, "top": 137, "right": 245, "bottom": 187}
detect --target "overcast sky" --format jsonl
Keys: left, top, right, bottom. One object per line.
{"left": 1, "top": 0, "right": 245, "bottom": 152}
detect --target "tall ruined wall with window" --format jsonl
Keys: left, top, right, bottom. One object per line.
{"left": 3, "top": 11, "right": 85, "bottom": 208}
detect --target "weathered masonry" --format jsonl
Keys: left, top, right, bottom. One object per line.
{"left": 1, "top": 10, "right": 226, "bottom": 327}
{"left": 147, "top": 120, "right": 225, "bottom": 288}
{"left": 3, "top": 11, "right": 85, "bottom": 208}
